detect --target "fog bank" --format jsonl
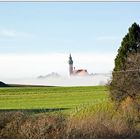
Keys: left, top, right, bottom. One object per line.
{"left": 1, "top": 75, "right": 111, "bottom": 87}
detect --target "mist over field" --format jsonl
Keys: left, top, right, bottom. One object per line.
{"left": 1, "top": 74, "right": 111, "bottom": 86}
{"left": 0, "top": 53, "right": 113, "bottom": 86}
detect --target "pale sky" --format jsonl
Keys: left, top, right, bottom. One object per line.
{"left": 0, "top": 2, "right": 140, "bottom": 78}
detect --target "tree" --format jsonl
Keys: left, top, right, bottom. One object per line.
{"left": 110, "top": 53, "right": 140, "bottom": 102}
{"left": 114, "top": 22, "right": 140, "bottom": 71}
{"left": 110, "top": 22, "right": 140, "bottom": 102}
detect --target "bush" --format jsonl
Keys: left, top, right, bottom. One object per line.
{"left": 0, "top": 105, "right": 140, "bottom": 139}
{"left": 66, "top": 102, "right": 138, "bottom": 138}
{"left": 0, "top": 111, "right": 66, "bottom": 139}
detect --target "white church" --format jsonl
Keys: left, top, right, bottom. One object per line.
{"left": 68, "top": 54, "right": 89, "bottom": 76}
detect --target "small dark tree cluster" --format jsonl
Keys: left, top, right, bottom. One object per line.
{"left": 0, "top": 81, "right": 9, "bottom": 87}
{"left": 110, "top": 23, "right": 140, "bottom": 102}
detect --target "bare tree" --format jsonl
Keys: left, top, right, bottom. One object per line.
{"left": 110, "top": 53, "right": 140, "bottom": 102}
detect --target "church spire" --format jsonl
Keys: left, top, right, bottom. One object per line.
{"left": 69, "top": 54, "right": 73, "bottom": 65}
{"left": 68, "top": 54, "right": 73, "bottom": 75}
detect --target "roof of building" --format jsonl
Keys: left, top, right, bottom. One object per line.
{"left": 73, "top": 69, "right": 89, "bottom": 76}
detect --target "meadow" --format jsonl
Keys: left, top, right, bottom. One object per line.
{"left": 0, "top": 86, "right": 140, "bottom": 138}
{"left": 0, "top": 86, "right": 108, "bottom": 111}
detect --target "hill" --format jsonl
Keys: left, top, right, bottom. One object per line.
{"left": 37, "top": 72, "right": 61, "bottom": 79}
{"left": 0, "top": 81, "right": 9, "bottom": 87}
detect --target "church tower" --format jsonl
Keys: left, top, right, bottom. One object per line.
{"left": 68, "top": 54, "right": 73, "bottom": 76}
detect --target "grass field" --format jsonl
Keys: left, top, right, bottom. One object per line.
{"left": 1, "top": 86, "right": 140, "bottom": 139}
{"left": 0, "top": 86, "right": 109, "bottom": 112}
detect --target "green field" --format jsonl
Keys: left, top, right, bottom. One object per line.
{"left": 2, "top": 86, "right": 139, "bottom": 139}
{"left": 0, "top": 86, "right": 109, "bottom": 112}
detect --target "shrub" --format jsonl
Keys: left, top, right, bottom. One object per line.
{"left": 0, "top": 106, "right": 140, "bottom": 139}
{"left": 0, "top": 111, "right": 66, "bottom": 139}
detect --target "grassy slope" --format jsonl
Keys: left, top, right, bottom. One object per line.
{"left": 0, "top": 86, "right": 109, "bottom": 111}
